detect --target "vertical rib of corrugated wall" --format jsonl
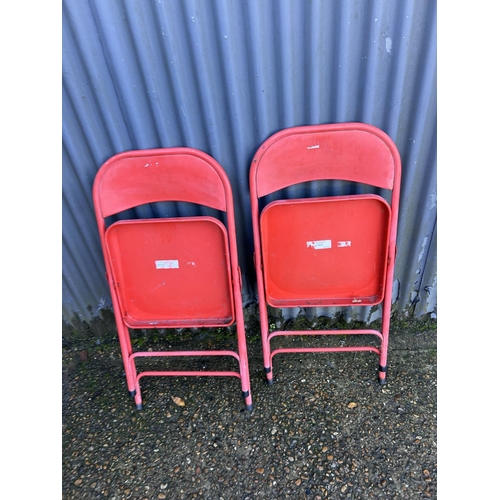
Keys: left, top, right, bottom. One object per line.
{"left": 62, "top": 0, "right": 436, "bottom": 326}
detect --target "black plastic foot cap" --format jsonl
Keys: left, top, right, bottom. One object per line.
{"left": 136, "top": 403, "right": 143, "bottom": 410}
{"left": 267, "top": 378, "right": 274, "bottom": 385}
{"left": 129, "top": 390, "right": 136, "bottom": 398}
{"left": 379, "top": 378, "right": 386, "bottom": 385}
{"left": 246, "top": 404, "right": 253, "bottom": 411}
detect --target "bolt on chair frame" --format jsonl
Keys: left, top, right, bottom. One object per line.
{"left": 249, "top": 123, "right": 401, "bottom": 385}
{"left": 93, "top": 148, "right": 252, "bottom": 410}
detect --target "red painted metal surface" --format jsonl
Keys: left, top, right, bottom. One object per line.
{"left": 250, "top": 123, "right": 401, "bottom": 385}
{"left": 252, "top": 123, "right": 396, "bottom": 198}
{"left": 93, "top": 148, "right": 252, "bottom": 410}
{"left": 105, "top": 218, "right": 234, "bottom": 327}
{"left": 260, "top": 195, "right": 391, "bottom": 307}
{"left": 95, "top": 150, "right": 227, "bottom": 218}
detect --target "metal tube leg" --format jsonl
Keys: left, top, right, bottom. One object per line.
{"left": 134, "top": 383, "right": 143, "bottom": 410}
{"left": 379, "top": 329, "right": 389, "bottom": 384}
{"left": 242, "top": 390, "right": 253, "bottom": 411}
{"left": 115, "top": 321, "right": 137, "bottom": 396}
{"left": 258, "top": 301, "right": 273, "bottom": 384}
{"left": 378, "top": 295, "right": 391, "bottom": 385}
{"left": 378, "top": 363, "right": 387, "bottom": 385}
{"left": 236, "top": 324, "right": 253, "bottom": 411}
{"left": 233, "top": 271, "right": 253, "bottom": 411}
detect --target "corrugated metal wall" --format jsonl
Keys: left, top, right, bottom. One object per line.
{"left": 62, "top": 0, "right": 437, "bottom": 326}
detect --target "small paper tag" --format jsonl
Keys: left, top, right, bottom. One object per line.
{"left": 337, "top": 241, "right": 352, "bottom": 248}
{"left": 306, "top": 240, "right": 332, "bottom": 250}
{"left": 155, "top": 260, "right": 179, "bottom": 269}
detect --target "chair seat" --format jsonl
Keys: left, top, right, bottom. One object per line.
{"left": 105, "top": 217, "right": 234, "bottom": 328}
{"left": 260, "top": 194, "right": 391, "bottom": 307}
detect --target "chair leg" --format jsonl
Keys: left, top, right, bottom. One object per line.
{"left": 258, "top": 301, "right": 273, "bottom": 384}
{"left": 265, "top": 367, "right": 273, "bottom": 385}
{"left": 235, "top": 303, "right": 253, "bottom": 410}
{"left": 379, "top": 337, "right": 388, "bottom": 384}
{"left": 378, "top": 294, "right": 392, "bottom": 385}
{"left": 238, "top": 344, "right": 253, "bottom": 411}
{"left": 378, "top": 365, "right": 387, "bottom": 385}
{"left": 242, "top": 390, "right": 253, "bottom": 411}
{"left": 253, "top": 252, "right": 273, "bottom": 384}
{"left": 134, "top": 385, "right": 143, "bottom": 410}
{"left": 115, "top": 321, "right": 138, "bottom": 396}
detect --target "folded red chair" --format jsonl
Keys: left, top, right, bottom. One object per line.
{"left": 93, "top": 148, "right": 252, "bottom": 410}
{"left": 249, "top": 123, "right": 401, "bottom": 385}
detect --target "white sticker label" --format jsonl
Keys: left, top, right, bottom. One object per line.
{"left": 306, "top": 240, "right": 332, "bottom": 250}
{"left": 155, "top": 260, "right": 179, "bottom": 269}
{"left": 337, "top": 241, "right": 352, "bottom": 248}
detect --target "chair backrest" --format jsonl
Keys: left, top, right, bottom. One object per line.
{"left": 93, "top": 146, "right": 238, "bottom": 263}
{"left": 250, "top": 122, "right": 401, "bottom": 198}
{"left": 93, "top": 147, "right": 230, "bottom": 220}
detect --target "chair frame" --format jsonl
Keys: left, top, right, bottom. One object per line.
{"left": 249, "top": 123, "right": 401, "bottom": 385}
{"left": 93, "top": 147, "right": 252, "bottom": 410}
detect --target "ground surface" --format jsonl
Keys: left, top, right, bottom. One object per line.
{"left": 62, "top": 313, "right": 437, "bottom": 499}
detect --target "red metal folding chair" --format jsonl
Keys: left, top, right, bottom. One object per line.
{"left": 93, "top": 148, "right": 252, "bottom": 410}
{"left": 250, "top": 123, "right": 401, "bottom": 385}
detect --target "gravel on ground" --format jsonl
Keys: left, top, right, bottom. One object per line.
{"left": 62, "top": 313, "right": 437, "bottom": 499}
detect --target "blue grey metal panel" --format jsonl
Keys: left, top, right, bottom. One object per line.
{"left": 62, "top": 0, "right": 437, "bottom": 325}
